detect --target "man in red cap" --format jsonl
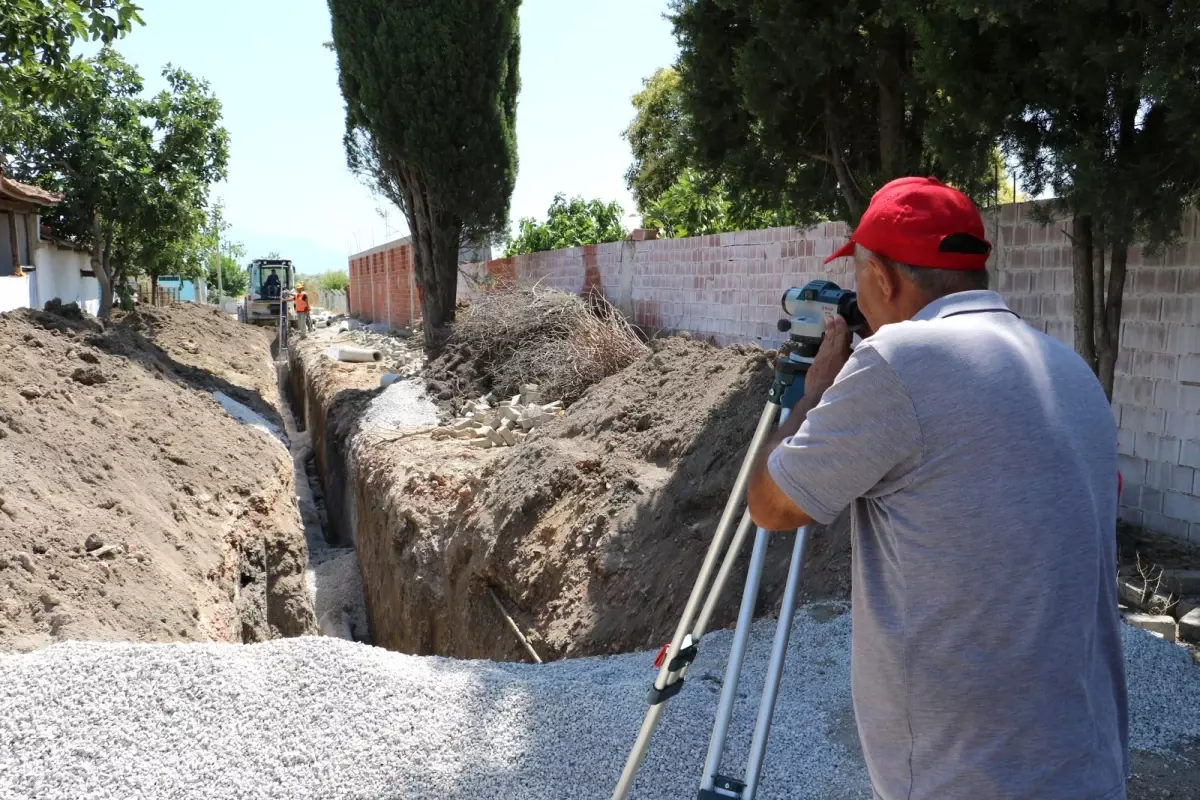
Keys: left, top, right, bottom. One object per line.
{"left": 748, "top": 177, "right": 1128, "bottom": 799}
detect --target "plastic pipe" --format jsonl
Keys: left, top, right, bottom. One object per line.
{"left": 328, "top": 347, "right": 382, "bottom": 363}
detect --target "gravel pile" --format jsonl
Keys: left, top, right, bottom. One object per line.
{"left": 2, "top": 607, "right": 1194, "bottom": 800}
{"left": 1121, "top": 623, "right": 1200, "bottom": 752}
{"left": 0, "top": 606, "right": 865, "bottom": 800}
{"left": 359, "top": 377, "right": 440, "bottom": 433}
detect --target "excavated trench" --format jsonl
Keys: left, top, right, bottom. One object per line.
{"left": 285, "top": 339, "right": 543, "bottom": 661}
{"left": 276, "top": 346, "right": 370, "bottom": 643}
{"left": 284, "top": 333, "right": 851, "bottom": 664}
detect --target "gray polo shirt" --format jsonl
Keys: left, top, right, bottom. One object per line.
{"left": 768, "top": 290, "right": 1128, "bottom": 800}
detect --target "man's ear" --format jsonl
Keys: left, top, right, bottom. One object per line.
{"left": 867, "top": 255, "right": 901, "bottom": 302}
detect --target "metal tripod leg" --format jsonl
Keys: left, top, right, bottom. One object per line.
{"left": 696, "top": 524, "right": 809, "bottom": 799}
{"left": 742, "top": 525, "right": 809, "bottom": 796}
{"left": 698, "top": 524, "right": 772, "bottom": 792}
{"left": 610, "top": 402, "right": 780, "bottom": 800}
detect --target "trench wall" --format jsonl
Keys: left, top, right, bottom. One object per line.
{"left": 287, "top": 349, "right": 358, "bottom": 549}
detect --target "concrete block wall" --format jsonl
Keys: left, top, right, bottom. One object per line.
{"left": 479, "top": 202, "right": 1200, "bottom": 543}
{"left": 347, "top": 237, "right": 418, "bottom": 329}
{"left": 988, "top": 203, "right": 1200, "bottom": 542}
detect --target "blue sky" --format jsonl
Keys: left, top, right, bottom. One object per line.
{"left": 98, "top": 1, "right": 678, "bottom": 273}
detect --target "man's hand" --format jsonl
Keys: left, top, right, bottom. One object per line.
{"left": 804, "top": 315, "right": 853, "bottom": 401}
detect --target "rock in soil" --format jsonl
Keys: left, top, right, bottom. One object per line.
{"left": 0, "top": 302, "right": 315, "bottom": 652}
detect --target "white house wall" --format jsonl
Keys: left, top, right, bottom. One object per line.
{"left": 34, "top": 244, "right": 98, "bottom": 314}
{"left": 0, "top": 275, "right": 33, "bottom": 313}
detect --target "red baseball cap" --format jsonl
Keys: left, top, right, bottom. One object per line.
{"left": 825, "top": 176, "right": 992, "bottom": 271}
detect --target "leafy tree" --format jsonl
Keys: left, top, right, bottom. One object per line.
{"left": 670, "top": 0, "right": 998, "bottom": 226}
{"left": 0, "top": 0, "right": 142, "bottom": 102}
{"left": 265, "top": 250, "right": 281, "bottom": 259}
{"left": 642, "top": 168, "right": 794, "bottom": 239}
{"left": 911, "top": 0, "right": 1200, "bottom": 398}
{"left": 318, "top": 270, "right": 349, "bottom": 292}
{"left": 624, "top": 67, "right": 690, "bottom": 214}
{"left": 329, "top": 0, "right": 521, "bottom": 338}
{"left": 201, "top": 199, "right": 246, "bottom": 301}
{"left": 4, "top": 49, "right": 228, "bottom": 317}
{"left": 206, "top": 253, "right": 248, "bottom": 299}
{"left": 5, "top": 48, "right": 147, "bottom": 316}
{"left": 134, "top": 66, "right": 230, "bottom": 297}
{"left": 504, "top": 194, "right": 628, "bottom": 257}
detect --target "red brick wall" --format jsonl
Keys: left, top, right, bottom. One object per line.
{"left": 475, "top": 204, "right": 1200, "bottom": 543}
{"left": 347, "top": 239, "right": 417, "bottom": 329}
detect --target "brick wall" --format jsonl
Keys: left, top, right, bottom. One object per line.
{"left": 347, "top": 237, "right": 418, "bottom": 329}
{"left": 477, "top": 202, "right": 1200, "bottom": 543}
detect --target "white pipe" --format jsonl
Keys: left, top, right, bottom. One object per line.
{"left": 327, "top": 347, "right": 382, "bottom": 363}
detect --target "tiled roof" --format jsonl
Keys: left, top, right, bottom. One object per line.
{"left": 0, "top": 169, "right": 63, "bottom": 206}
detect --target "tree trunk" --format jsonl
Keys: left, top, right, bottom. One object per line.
{"left": 824, "top": 91, "right": 865, "bottom": 222}
{"left": 1096, "top": 242, "right": 1129, "bottom": 402}
{"left": 401, "top": 166, "right": 463, "bottom": 341}
{"left": 150, "top": 271, "right": 159, "bottom": 306}
{"left": 1071, "top": 214, "right": 1097, "bottom": 373}
{"left": 876, "top": 29, "right": 907, "bottom": 179}
{"left": 92, "top": 209, "right": 114, "bottom": 320}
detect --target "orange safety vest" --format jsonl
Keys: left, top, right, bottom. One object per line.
{"left": 295, "top": 292, "right": 309, "bottom": 313}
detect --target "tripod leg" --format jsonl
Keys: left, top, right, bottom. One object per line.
{"left": 741, "top": 525, "right": 811, "bottom": 798}
{"left": 611, "top": 401, "right": 780, "bottom": 800}
{"left": 695, "top": 512, "right": 757, "bottom": 638}
{"left": 698, "top": 524, "right": 772, "bottom": 793}
{"left": 651, "top": 401, "right": 779, "bottom": 687}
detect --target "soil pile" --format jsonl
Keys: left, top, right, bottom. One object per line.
{"left": 0, "top": 302, "right": 315, "bottom": 652}
{"left": 363, "top": 335, "right": 850, "bottom": 660}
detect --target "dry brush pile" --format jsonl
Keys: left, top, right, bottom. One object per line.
{"left": 423, "top": 285, "right": 648, "bottom": 410}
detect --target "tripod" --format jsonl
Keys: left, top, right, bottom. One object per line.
{"left": 611, "top": 347, "right": 815, "bottom": 800}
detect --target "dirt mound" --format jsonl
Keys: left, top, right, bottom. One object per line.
{"left": 0, "top": 303, "right": 315, "bottom": 652}
{"left": 362, "top": 335, "right": 850, "bottom": 660}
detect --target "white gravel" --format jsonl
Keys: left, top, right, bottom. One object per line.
{"left": 307, "top": 548, "right": 369, "bottom": 642}
{"left": 211, "top": 391, "right": 283, "bottom": 442}
{"left": 1120, "top": 624, "right": 1200, "bottom": 753}
{"left": 1, "top": 609, "right": 1196, "bottom": 799}
{"left": 358, "top": 377, "right": 439, "bottom": 433}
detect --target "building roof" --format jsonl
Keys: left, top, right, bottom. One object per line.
{"left": 0, "top": 169, "right": 63, "bottom": 207}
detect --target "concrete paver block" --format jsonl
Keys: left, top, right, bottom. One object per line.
{"left": 1123, "top": 612, "right": 1177, "bottom": 642}
{"left": 1163, "top": 570, "right": 1200, "bottom": 595}
{"left": 1174, "top": 596, "right": 1200, "bottom": 620}
{"left": 1179, "top": 608, "right": 1200, "bottom": 643}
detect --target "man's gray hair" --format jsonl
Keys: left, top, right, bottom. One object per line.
{"left": 891, "top": 260, "right": 989, "bottom": 297}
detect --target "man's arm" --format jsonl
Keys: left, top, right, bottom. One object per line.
{"left": 747, "top": 316, "right": 852, "bottom": 531}
{"left": 747, "top": 392, "right": 820, "bottom": 530}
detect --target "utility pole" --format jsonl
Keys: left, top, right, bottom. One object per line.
{"left": 211, "top": 206, "right": 223, "bottom": 307}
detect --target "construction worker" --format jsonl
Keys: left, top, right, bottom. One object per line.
{"left": 747, "top": 177, "right": 1127, "bottom": 800}
{"left": 294, "top": 283, "right": 310, "bottom": 339}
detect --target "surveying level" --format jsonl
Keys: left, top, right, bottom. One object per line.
{"left": 611, "top": 281, "right": 861, "bottom": 800}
